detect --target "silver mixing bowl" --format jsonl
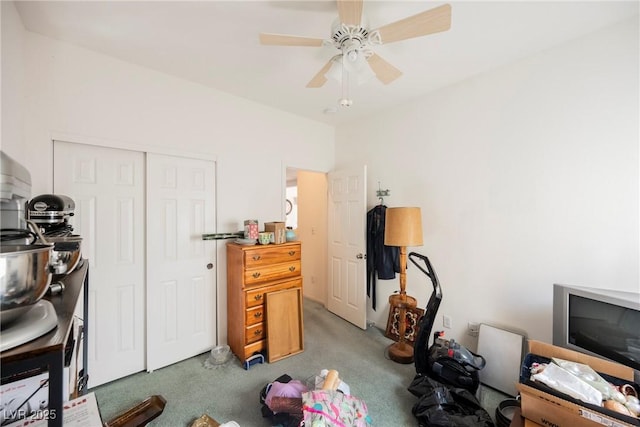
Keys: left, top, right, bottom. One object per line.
{"left": 48, "top": 235, "right": 83, "bottom": 277}
{"left": 0, "top": 244, "right": 54, "bottom": 325}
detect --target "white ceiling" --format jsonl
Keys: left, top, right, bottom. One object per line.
{"left": 14, "top": 1, "right": 639, "bottom": 126}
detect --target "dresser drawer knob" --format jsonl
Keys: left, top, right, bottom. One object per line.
{"left": 254, "top": 294, "right": 263, "bottom": 301}
{"left": 289, "top": 266, "right": 296, "bottom": 272}
{"left": 255, "top": 329, "right": 262, "bottom": 336}
{"left": 288, "top": 251, "right": 296, "bottom": 256}
{"left": 254, "top": 311, "right": 263, "bottom": 318}
{"left": 253, "top": 255, "right": 261, "bottom": 261}
{"left": 252, "top": 272, "right": 261, "bottom": 278}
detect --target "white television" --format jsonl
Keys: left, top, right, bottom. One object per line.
{"left": 552, "top": 283, "right": 640, "bottom": 383}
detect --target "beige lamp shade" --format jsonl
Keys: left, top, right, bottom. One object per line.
{"left": 384, "top": 207, "right": 424, "bottom": 247}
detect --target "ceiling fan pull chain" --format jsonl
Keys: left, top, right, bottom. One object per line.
{"left": 339, "top": 55, "right": 353, "bottom": 108}
{"left": 341, "top": 55, "right": 348, "bottom": 98}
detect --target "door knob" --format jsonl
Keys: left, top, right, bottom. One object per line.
{"left": 206, "top": 263, "right": 214, "bottom": 270}
{"left": 356, "top": 253, "right": 366, "bottom": 259}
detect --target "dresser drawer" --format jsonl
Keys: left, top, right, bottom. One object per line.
{"left": 244, "top": 244, "right": 301, "bottom": 268}
{"left": 246, "top": 305, "right": 264, "bottom": 326}
{"left": 245, "top": 278, "right": 302, "bottom": 309}
{"left": 243, "top": 340, "right": 265, "bottom": 360}
{"left": 246, "top": 322, "right": 265, "bottom": 344}
{"left": 244, "top": 261, "right": 301, "bottom": 286}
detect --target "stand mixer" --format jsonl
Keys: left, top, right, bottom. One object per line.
{"left": 27, "top": 194, "right": 83, "bottom": 293}
{"left": 27, "top": 194, "right": 76, "bottom": 237}
{"left": 1, "top": 152, "right": 59, "bottom": 352}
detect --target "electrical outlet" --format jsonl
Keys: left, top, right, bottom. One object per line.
{"left": 468, "top": 322, "right": 480, "bottom": 337}
{"left": 443, "top": 315, "right": 452, "bottom": 329}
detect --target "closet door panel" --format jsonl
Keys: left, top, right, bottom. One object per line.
{"left": 54, "top": 141, "right": 145, "bottom": 388}
{"left": 146, "top": 153, "right": 216, "bottom": 371}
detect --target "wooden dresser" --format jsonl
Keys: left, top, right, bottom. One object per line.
{"left": 226, "top": 241, "right": 304, "bottom": 364}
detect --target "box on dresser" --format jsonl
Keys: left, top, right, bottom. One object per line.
{"left": 518, "top": 340, "right": 639, "bottom": 427}
{"left": 264, "top": 222, "right": 286, "bottom": 244}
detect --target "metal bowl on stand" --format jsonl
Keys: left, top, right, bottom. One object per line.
{"left": 22, "top": 220, "right": 82, "bottom": 278}
{"left": 47, "top": 235, "right": 83, "bottom": 277}
{"left": 0, "top": 244, "right": 54, "bottom": 325}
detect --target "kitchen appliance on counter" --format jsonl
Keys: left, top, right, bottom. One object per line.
{"left": 27, "top": 193, "right": 76, "bottom": 237}
{"left": 1, "top": 151, "right": 31, "bottom": 243}
{"left": 0, "top": 151, "right": 58, "bottom": 352}
{"left": 27, "top": 194, "right": 83, "bottom": 290}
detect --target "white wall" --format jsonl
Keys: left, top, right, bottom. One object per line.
{"left": 336, "top": 17, "right": 639, "bottom": 349}
{"left": 1, "top": 1, "right": 26, "bottom": 162}
{"left": 2, "top": 1, "right": 335, "bottom": 345}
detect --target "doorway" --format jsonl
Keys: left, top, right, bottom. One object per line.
{"left": 285, "top": 167, "right": 327, "bottom": 305}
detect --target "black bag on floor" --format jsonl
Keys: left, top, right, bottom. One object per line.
{"left": 408, "top": 374, "right": 495, "bottom": 427}
{"left": 259, "top": 374, "right": 302, "bottom": 427}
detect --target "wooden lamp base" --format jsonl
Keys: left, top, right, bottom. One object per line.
{"left": 388, "top": 341, "right": 414, "bottom": 364}
{"left": 387, "top": 294, "right": 418, "bottom": 364}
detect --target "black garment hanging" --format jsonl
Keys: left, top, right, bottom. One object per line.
{"left": 366, "top": 204, "right": 400, "bottom": 310}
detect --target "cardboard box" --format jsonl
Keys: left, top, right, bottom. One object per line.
{"left": 518, "top": 340, "right": 639, "bottom": 427}
{"left": 508, "top": 411, "right": 543, "bottom": 427}
{"left": 264, "top": 222, "right": 286, "bottom": 244}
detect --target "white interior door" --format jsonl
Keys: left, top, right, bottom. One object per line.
{"left": 327, "top": 165, "right": 367, "bottom": 329}
{"left": 53, "top": 141, "right": 145, "bottom": 387}
{"left": 146, "top": 153, "right": 216, "bottom": 371}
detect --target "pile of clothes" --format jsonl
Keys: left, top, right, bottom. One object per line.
{"left": 260, "top": 370, "right": 372, "bottom": 427}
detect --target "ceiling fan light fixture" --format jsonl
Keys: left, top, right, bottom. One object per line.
{"left": 326, "top": 57, "right": 344, "bottom": 83}
{"left": 327, "top": 52, "right": 375, "bottom": 85}
{"left": 349, "top": 53, "right": 376, "bottom": 84}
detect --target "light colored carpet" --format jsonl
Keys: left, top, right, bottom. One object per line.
{"left": 92, "top": 299, "right": 508, "bottom": 426}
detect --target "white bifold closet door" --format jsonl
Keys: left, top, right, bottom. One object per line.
{"left": 146, "top": 153, "right": 216, "bottom": 371}
{"left": 54, "top": 141, "right": 146, "bottom": 387}
{"left": 53, "top": 142, "right": 216, "bottom": 387}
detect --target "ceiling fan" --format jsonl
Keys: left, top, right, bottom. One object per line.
{"left": 259, "top": 0, "right": 452, "bottom": 105}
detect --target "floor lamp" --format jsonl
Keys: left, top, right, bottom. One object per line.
{"left": 384, "top": 207, "right": 423, "bottom": 364}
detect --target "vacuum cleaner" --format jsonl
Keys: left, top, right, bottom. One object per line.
{"left": 409, "top": 252, "right": 486, "bottom": 394}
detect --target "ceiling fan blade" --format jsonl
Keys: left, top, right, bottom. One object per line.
{"left": 374, "top": 3, "right": 451, "bottom": 44}
{"left": 259, "top": 33, "right": 324, "bottom": 47}
{"left": 337, "top": 0, "right": 364, "bottom": 26}
{"left": 367, "top": 53, "right": 402, "bottom": 85}
{"left": 306, "top": 58, "right": 337, "bottom": 88}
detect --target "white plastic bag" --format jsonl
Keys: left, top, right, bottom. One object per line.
{"left": 552, "top": 357, "right": 625, "bottom": 403}
{"left": 531, "top": 361, "right": 603, "bottom": 406}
